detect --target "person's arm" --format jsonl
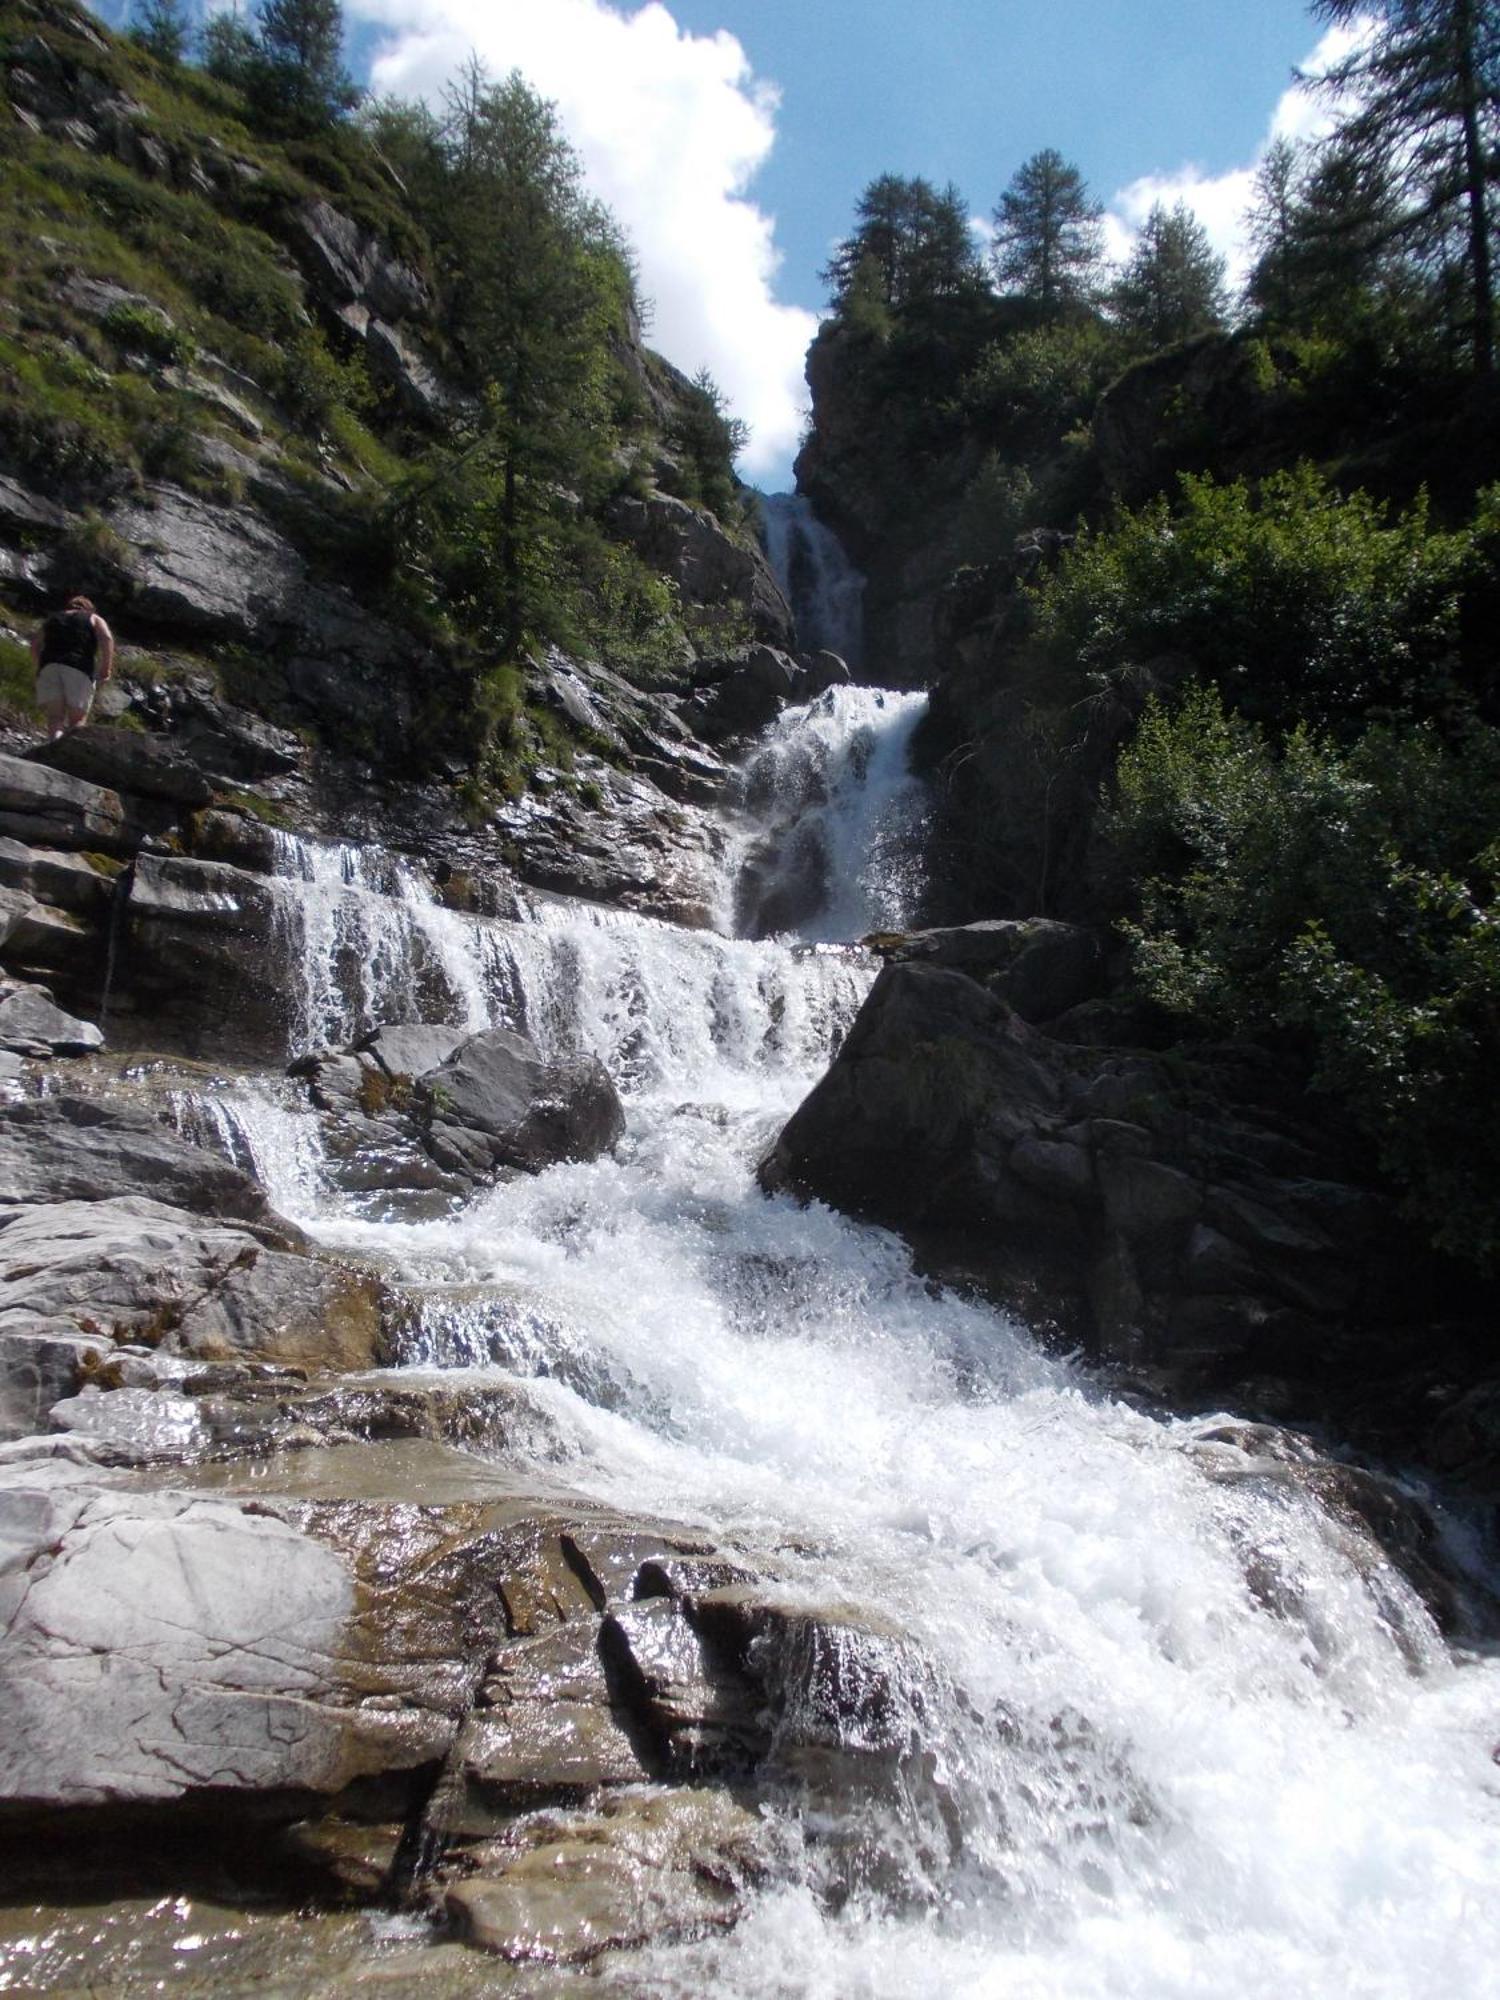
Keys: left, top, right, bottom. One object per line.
{"left": 93, "top": 617, "right": 114, "bottom": 682}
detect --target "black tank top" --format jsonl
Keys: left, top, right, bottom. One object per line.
{"left": 39, "top": 609, "right": 99, "bottom": 678}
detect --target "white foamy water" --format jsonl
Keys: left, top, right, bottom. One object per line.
{"left": 204, "top": 688, "right": 1500, "bottom": 1997}
{"left": 729, "top": 685, "right": 930, "bottom": 940}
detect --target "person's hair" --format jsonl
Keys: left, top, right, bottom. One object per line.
{"left": 64, "top": 593, "right": 95, "bottom": 612}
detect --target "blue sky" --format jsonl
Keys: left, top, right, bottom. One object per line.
{"left": 664, "top": 0, "right": 1320, "bottom": 323}
{"left": 94, "top": 1, "right": 1343, "bottom": 489}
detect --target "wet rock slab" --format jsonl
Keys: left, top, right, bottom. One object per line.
{"left": 0, "top": 1428, "right": 936, "bottom": 1968}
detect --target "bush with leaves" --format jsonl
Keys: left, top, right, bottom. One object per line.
{"left": 1107, "top": 683, "right": 1500, "bottom": 1264}
{"left": 960, "top": 317, "right": 1127, "bottom": 454}
{"left": 1032, "top": 464, "right": 1477, "bottom": 733}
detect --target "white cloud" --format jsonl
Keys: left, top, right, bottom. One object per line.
{"left": 1103, "top": 19, "right": 1372, "bottom": 290}
{"left": 346, "top": 0, "right": 816, "bottom": 481}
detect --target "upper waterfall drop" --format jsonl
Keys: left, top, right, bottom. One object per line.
{"left": 759, "top": 493, "right": 866, "bottom": 669}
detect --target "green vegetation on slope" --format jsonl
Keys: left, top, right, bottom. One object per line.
{"left": 0, "top": 0, "right": 753, "bottom": 795}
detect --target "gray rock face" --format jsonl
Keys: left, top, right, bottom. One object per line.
{"left": 364, "top": 317, "right": 464, "bottom": 423}
{"left": 29, "top": 725, "right": 214, "bottom": 808}
{"left": 874, "top": 919, "right": 1106, "bottom": 1024}
{"left": 0, "top": 1470, "right": 435, "bottom": 1811}
{"left": 0, "top": 984, "right": 103, "bottom": 1055}
{"left": 132, "top": 675, "right": 302, "bottom": 784}
{"left": 490, "top": 761, "right": 723, "bottom": 928}
{"left": 97, "top": 487, "right": 424, "bottom": 746}
{"left": 0, "top": 1434, "right": 919, "bottom": 1913}
{"left": 0, "top": 1093, "right": 283, "bottom": 1228}
{"left": 0, "top": 1196, "right": 388, "bottom": 1376}
{"left": 125, "top": 853, "right": 287, "bottom": 1055}
{"left": 608, "top": 492, "right": 795, "bottom": 650}
{"left": 293, "top": 198, "right": 430, "bottom": 325}
{"left": 108, "top": 485, "right": 305, "bottom": 640}
{"left": 680, "top": 643, "right": 858, "bottom": 745}
{"left": 762, "top": 962, "right": 1432, "bottom": 1382}
{"left": 421, "top": 1027, "right": 626, "bottom": 1178}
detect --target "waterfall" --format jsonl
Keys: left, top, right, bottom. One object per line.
{"left": 183, "top": 688, "right": 1500, "bottom": 1999}
{"left": 729, "top": 684, "right": 930, "bottom": 940}
{"left": 761, "top": 493, "right": 866, "bottom": 667}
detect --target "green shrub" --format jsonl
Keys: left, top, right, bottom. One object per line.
{"left": 101, "top": 300, "right": 195, "bottom": 369}
{"left": 0, "top": 634, "right": 38, "bottom": 721}
{"left": 1107, "top": 684, "right": 1500, "bottom": 1264}
{"left": 1033, "top": 464, "right": 1475, "bottom": 733}
{"left": 961, "top": 317, "right": 1127, "bottom": 452}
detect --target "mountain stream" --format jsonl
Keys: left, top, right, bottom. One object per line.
{"left": 52, "top": 686, "right": 1500, "bottom": 1995}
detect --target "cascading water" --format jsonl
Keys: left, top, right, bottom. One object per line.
{"left": 205, "top": 687, "right": 1499, "bottom": 1996}
{"left": 728, "top": 684, "right": 930, "bottom": 939}
{"left": 760, "top": 493, "right": 866, "bottom": 668}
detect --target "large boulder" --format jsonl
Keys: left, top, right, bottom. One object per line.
{"left": 0, "top": 1196, "right": 388, "bottom": 1376}
{"left": 0, "top": 982, "right": 103, "bottom": 1056}
{"left": 0, "top": 752, "right": 135, "bottom": 854}
{"left": 761, "top": 962, "right": 1443, "bottom": 1387}
{"left": 420, "top": 1027, "right": 626, "bottom": 1179}
{"left": 872, "top": 919, "right": 1106, "bottom": 1024}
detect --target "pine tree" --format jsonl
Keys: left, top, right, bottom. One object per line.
{"left": 435, "top": 69, "right": 634, "bottom": 654}
{"left": 128, "top": 0, "right": 191, "bottom": 65}
{"left": 1112, "top": 202, "right": 1227, "bottom": 346}
{"left": 1311, "top": 0, "right": 1500, "bottom": 371}
{"left": 1245, "top": 137, "right": 1304, "bottom": 322}
{"left": 1283, "top": 137, "right": 1408, "bottom": 328}
{"left": 823, "top": 175, "right": 982, "bottom": 312}
{"left": 201, "top": 5, "right": 260, "bottom": 88}
{"left": 991, "top": 149, "right": 1104, "bottom": 313}
{"left": 255, "top": 0, "right": 359, "bottom": 126}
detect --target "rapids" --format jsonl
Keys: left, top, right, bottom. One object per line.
{"left": 201, "top": 687, "right": 1498, "bottom": 1997}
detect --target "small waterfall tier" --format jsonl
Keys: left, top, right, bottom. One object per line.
{"left": 760, "top": 492, "right": 866, "bottom": 668}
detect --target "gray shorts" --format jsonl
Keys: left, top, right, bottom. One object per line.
{"left": 35, "top": 662, "right": 95, "bottom": 717}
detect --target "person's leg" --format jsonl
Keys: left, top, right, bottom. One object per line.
{"left": 35, "top": 663, "right": 94, "bottom": 737}
{"left": 34, "top": 663, "right": 69, "bottom": 739}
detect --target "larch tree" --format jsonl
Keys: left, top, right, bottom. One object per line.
{"left": 435, "top": 68, "right": 634, "bottom": 654}
{"left": 1310, "top": 0, "right": 1500, "bottom": 370}
{"left": 824, "top": 175, "right": 983, "bottom": 311}
{"left": 991, "top": 149, "right": 1105, "bottom": 313}
{"left": 1245, "top": 137, "right": 1305, "bottom": 322}
{"left": 1112, "top": 202, "right": 1228, "bottom": 346}
{"left": 128, "top": 0, "right": 192, "bottom": 65}
{"left": 255, "top": 0, "right": 360, "bottom": 125}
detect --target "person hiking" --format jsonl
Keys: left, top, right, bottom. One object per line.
{"left": 30, "top": 593, "right": 114, "bottom": 740}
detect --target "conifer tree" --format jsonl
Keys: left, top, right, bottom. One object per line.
{"left": 435, "top": 68, "right": 634, "bottom": 653}
{"left": 1281, "top": 137, "right": 1408, "bottom": 329}
{"left": 1112, "top": 202, "right": 1227, "bottom": 346}
{"left": 991, "top": 149, "right": 1104, "bottom": 313}
{"left": 1245, "top": 137, "right": 1304, "bottom": 322}
{"left": 824, "top": 175, "right": 982, "bottom": 311}
{"left": 1311, "top": 0, "right": 1500, "bottom": 371}
{"left": 255, "top": 0, "right": 359, "bottom": 126}
{"left": 128, "top": 0, "right": 191, "bottom": 65}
